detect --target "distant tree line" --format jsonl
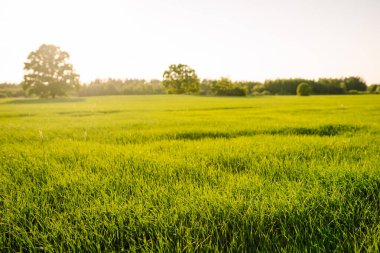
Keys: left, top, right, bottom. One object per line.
{"left": 169, "top": 76, "right": 373, "bottom": 96}
{"left": 0, "top": 83, "right": 26, "bottom": 98}
{"left": 2, "top": 77, "right": 379, "bottom": 98}
{"left": 161, "top": 64, "right": 375, "bottom": 96}
{"left": 197, "top": 78, "right": 260, "bottom": 96}
{"left": 253, "top": 76, "right": 368, "bottom": 95}
{"left": 78, "top": 78, "right": 165, "bottom": 96}
{"left": 367, "top": 84, "right": 380, "bottom": 94}
{"left": 0, "top": 44, "right": 379, "bottom": 98}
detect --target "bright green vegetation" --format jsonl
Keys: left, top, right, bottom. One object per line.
{"left": 0, "top": 95, "right": 379, "bottom": 252}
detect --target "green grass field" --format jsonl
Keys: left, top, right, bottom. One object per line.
{"left": 1, "top": 95, "right": 379, "bottom": 252}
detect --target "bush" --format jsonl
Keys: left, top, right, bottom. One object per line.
{"left": 348, "top": 90, "right": 359, "bottom": 94}
{"left": 367, "top": 84, "right": 380, "bottom": 94}
{"left": 252, "top": 84, "right": 265, "bottom": 93}
{"left": 344, "top": 76, "right": 367, "bottom": 91}
{"left": 297, "top": 83, "right": 311, "bottom": 96}
{"left": 226, "top": 87, "right": 247, "bottom": 96}
{"left": 0, "top": 83, "right": 26, "bottom": 98}
{"left": 252, "top": 91, "right": 262, "bottom": 96}
{"left": 211, "top": 78, "right": 247, "bottom": 96}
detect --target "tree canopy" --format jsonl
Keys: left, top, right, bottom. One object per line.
{"left": 211, "top": 77, "right": 246, "bottom": 96}
{"left": 297, "top": 83, "right": 311, "bottom": 96}
{"left": 343, "top": 76, "right": 367, "bottom": 91}
{"left": 23, "top": 44, "right": 80, "bottom": 98}
{"left": 162, "top": 64, "right": 200, "bottom": 94}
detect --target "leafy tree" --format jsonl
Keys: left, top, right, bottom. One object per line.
{"left": 237, "top": 81, "right": 262, "bottom": 95}
{"left": 263, "top": 78, "right": 314, "bottom": 95}
{"left": 348, "top": 89, "right": 359, "bottom": 94}
{"left": 0, "top": 83, "right": 26, "bottom": 98}
{"left": 344, "top": 76, "right": 367, "bottom": 91}
{"left": 316, "top": 78, "right": 346, "bottom": 94}
{"left": 23, "top": 44, "right": 80, "bottom": 98}
{"left": 367, "top": 84, "right": 380, "bottom": 94}
{"left": 162, "top": 64, "right": 200, "bottom": 94}
{"left": 211, "top": 77, "right": 246, "bottom": 96}
{"left": 78, "top": 78, "right": 165, "bottom": 96}
{"left": 297, "top": 83, "right": 311, "bottom": 96}
{"left": 199, "top": 79, "right": 215, "bottom": 96}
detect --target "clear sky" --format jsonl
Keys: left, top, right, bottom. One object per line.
{"left": 0, "top": 0, "right": 379, "bottom": 84}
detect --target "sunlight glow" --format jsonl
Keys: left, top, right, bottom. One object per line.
{"left": 0, "top": 0, "right": 379, "bottom": 83}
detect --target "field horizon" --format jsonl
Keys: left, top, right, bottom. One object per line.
{"left": 1, "top": 94, "right": 379, "bottom": 252}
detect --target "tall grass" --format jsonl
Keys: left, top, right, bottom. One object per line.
{"left": 0, "top": 95, "right": 379, "bottom": 252}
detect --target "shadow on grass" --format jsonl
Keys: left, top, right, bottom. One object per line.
{"left": 57, "top": 110, "right": 122, "bottom": 117}
{"left": 6, "top": 97, "right": 86, "bottom": 104}
{"left": 172, "top": 124, "right": 361, "bottom": 141}
{"left": 116, "top": 124, "right": 363, "bottom": 145}
{"left": 167, "top": 106, "right": 255, "bottom": 112}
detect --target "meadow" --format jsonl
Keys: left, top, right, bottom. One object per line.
{"left": 0, "top": 95, "right": 379, "bottom": 252}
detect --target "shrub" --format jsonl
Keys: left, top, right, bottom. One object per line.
{"left": 211, "top": 78, "right": 247, "bottom": 96}
{"left": 367, "top": 84, "right": 380, "bottom": 94}
{"left": 261, "top": 90, "right": 271, "bottom": 96}
{"left": 297, "top": 83, "right": 311, "bottom": 96}
{"left": 252, "top": 91, "right": 262, "bottom": 96}
{"left": 348, "top": 89, "right": 359, "bottom": 94}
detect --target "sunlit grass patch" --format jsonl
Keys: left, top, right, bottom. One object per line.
{"left": 0, "top": 95, "right": 379, "bottom": 251}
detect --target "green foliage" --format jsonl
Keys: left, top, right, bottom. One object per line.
{"left": 23, "top": 44, "right": 80, "bottom": 98}
{"left": 200, "top": 79, "right": 253, "bottom": 96}
{"left": 78, "top": 78, "right": 165, "bottom": 96}
{"left": 348, "top": 89, "right": 359, "bottom": 94}
{"left": 368, "top": 84, "right": 380, "bottom": 94}
{"left": 199, "top": 79, "right": 215, "bottom": 96}
{"left": 264, "top": 78, "right": 312, "bottom": 95}
{"left": 162, "top": 64, "right": 200, "bottom": 94}
{"left": 211, "top": 77, "right": 247, "bottom": 96}
{"left": 17, "top": 74, "right": 369, "bottom": 99}
{"left": 252, "top": 83, "right": 266, "bottom": 94}
{"left": 261, "top": 90, "right": 271, "bottom": 95}
{"left": 344, "top": 76, "right": 367, "bottom": 91}
{"left": 315, "top": 78, "right": 347, "bottom": 94}
{"left": 235, "top": 81, "right": 261, "bottom": 95}
{"left": 297, "top": 83, "right": 311, "bottom": 96}
{"left": 259, "top": 77, "right": 367, "bottom": 95}
{"left": 0, "top": 83, "right": 26, "bottom": 98}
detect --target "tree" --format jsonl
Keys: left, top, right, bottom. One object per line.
{"left": 344, "top": 76, "right": 367, "bottom": 91}
{"left": 263, "top": 78, "right": 314, "bottom": 95}
{"left": 23, "top": 44, "right": 80, "bottom": 98}
{"left": 212, "top": 77, "right": 246, "bottom": 96}
{"left": 199, "top": 79, "right": 215, "bottom": 96}
{"left": 162, "top": 64, "right": 200, "bottom": 94}
{"left": 368, "top": 84, "right": 380, "bottom": 94}
{"left": 297, "top": 83, "right": 311, "bottom": 96}
{"left": 316, "top": 78, "right": 346, "bottom": 94}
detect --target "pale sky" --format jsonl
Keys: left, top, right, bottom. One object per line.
{"left": 0, "top": 0, "right": 379, "bottom": 84}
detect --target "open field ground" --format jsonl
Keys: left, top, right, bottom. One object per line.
{"left": 0, "top": 95, "right": 379, "bottom": 252}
